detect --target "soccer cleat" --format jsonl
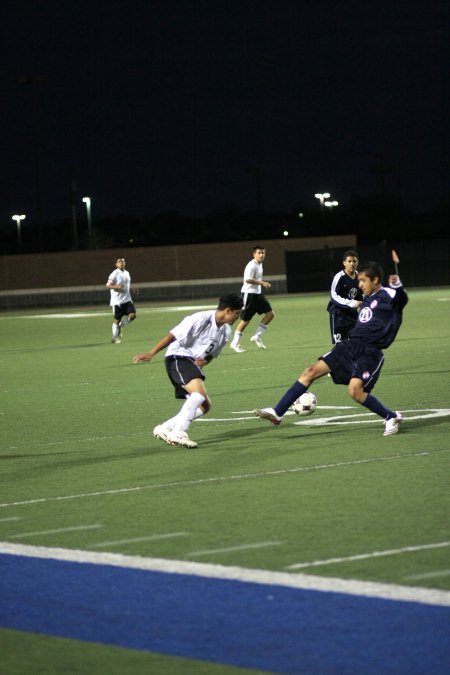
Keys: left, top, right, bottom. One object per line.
{"left": 250, "top": 335, "right": 266, "bottom": 349}
{"left": 111, "top": 337, "right": 122, "bottom": 344}
{"left": 153, "top": 424, "right": 172, "bottom": 443}
{"left": 166, "top": 431, "right": 198, "bottom": 448}
{"left": 230, "top": 343, "right": 246, "bottom": 353}
{"left": 383, "top": 412, "right": 403, "bottom": 436}
{"left": 253, "top": 407, "right": 282, "bottom": 425}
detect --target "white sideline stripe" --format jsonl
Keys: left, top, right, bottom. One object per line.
{"left": 286, "top": 541, "right": 450, "bottom": 569}
{"left": 0, "top": 451, "right": 430, "bottom": 509}
{"left": 9, "top": 525, "right": 103, "bottom": 538}
{"left": 187, "top": 541, "right": 283, "bottom": 556}
{"left": 13, "top": 305, "right": 215, "bottom": 319}
{"left": 405, "top": 569, "right": 450, "bottom": 581}
{"left": 1, "top": 542, "right": 449, "bottom": 607}
{"left": 90, "top": 532, "right": 188, "bottom": 548}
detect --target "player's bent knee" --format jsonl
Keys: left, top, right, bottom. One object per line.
{"left": 201, "top": 398, "right": 212, "bottom": 414}
{"left": 300, "top": 364, "right": 317, "bottom": 384}
{"left": 348, "top": 384, "right": 364, "bottom": 402}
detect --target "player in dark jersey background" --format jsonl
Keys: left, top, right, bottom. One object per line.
{"left": 254, "top": 261, "right": 408, "bottom": 437}
{"left": 327, "top": 250, "right": 363, "bottom": 343}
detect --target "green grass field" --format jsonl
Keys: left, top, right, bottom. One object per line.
{"left": 1, "top": 289, "right": 450, "bottom": 673}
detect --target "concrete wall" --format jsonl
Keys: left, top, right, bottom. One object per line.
{"left": 0, "top": 235, "right": 357, "bottom": 309}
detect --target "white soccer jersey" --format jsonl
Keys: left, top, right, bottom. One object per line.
{"left": 108, "top": 269, "right": 132, "bottom": 306}
{"left": 241, "top": 260, "right": 263, "bottom": 294}
{"left": 165, "top": 310, "right": 231, "bottom": 360}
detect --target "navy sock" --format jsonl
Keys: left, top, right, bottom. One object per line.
{"left": 362, "top": 394, "right": 394, "bottom": 420}
{"left": 274, "top": 381, "right": 307, "bottom": 417}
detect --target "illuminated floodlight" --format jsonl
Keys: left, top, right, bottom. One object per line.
{"left": 12, "top": 214, "right": 26, "bottom": 254}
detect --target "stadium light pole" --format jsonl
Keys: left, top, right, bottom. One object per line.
{"left": 314, "top": 192, "right": 330, "bottom": 212}
{"left": 12, "top": 214, "right": 26, "bottom": 254}
{"left": 82, "top": 196, "right": 92, "bottom": 248}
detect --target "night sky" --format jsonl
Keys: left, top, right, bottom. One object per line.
{"left": 1, "top": 0, "right": 448, "bottom": 234}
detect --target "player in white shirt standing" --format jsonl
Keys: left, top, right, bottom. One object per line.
{"left": 230, "top": 246, "right": 275, "bottom": 352}
{"left": 132, "top": 293, "right": 243, "bottom": 448}
{"left": 106, "top": 257, "right": 137, "bottom": 343}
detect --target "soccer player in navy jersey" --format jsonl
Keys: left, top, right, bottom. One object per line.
{"left": 255, "top": 261, "right": 408, "bottom": 436}
{"left": 327, "top": 250, "right": 363, "bottom": 343}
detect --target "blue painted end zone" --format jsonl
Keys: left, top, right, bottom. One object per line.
{"left": 1, "top": 554, "right": 449, "bottom": 674}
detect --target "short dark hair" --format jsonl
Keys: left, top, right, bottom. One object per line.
{"left": 217, "top": 293, "right": 244, "bottom": 311}
{"left": 358, "top": 261, "right": 383, "bottom": 282}
{"left": 252, "top": 245, "right": 265, "bottom": 253}
{"left": 343, "top": 249, "right": 358, "bottom": 260}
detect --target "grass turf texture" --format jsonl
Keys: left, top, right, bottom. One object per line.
{"left": 1, "top": 289, "right": 449, "bottom": 672}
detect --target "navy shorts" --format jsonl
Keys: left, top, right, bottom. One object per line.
{"left": 240, "top": 293, "right": 272, "bottom": 321}
{"left": 329, "top": 313, "right": 357, "bottom": 344}
{"left": 165, "top": 356, "right": 205, "bottom": 399}
{"left": 113, "top": 301, "right": 136, "bottom": 321}
{"left": 321, "top": 340, "right": 385, "bottom": 392}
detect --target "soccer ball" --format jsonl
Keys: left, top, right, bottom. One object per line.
{"left": 291, "top": 392, "right": 317, "bottom": 416}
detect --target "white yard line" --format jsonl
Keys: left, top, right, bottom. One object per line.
{"left": 0, "top": 451, "right": 430, "bottom": 509}
{"left": 90, "top": 532, "right": 188, "bottom": 548}
{"left": 404, "top": 569, "right": 450, "bottom": 581}
{"left": 186, "top": 541, "right": 283, "bottom": 556}
{"left": 9, "top": 524, "right": 103, "bottom": 538}
{"left": 0, "top": 517, "right": 22, "bottom": 522}
{"left": 1, "top": 541, "right": 449, "bottom": 607}
{"left": 286, "top": 541, "right": 450, "bottom": 570}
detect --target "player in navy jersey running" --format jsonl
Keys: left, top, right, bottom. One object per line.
{"left": 254, "top": 261, "right": 408, "bottom": 436}
{"left": 133, "top": 293, "right": 243, "bottom": 448}
{"left": 327, "top": 250, "right": 363, "bottom": 343}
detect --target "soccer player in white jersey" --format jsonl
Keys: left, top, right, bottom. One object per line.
{"left": 106, "top": 257, "right": 137, "bottom": 343}
{"left": 230, "top": 246, "right": 275, "bottom": 352}
{"left": 132, "top": 293, "right": 244, "bottom": 448}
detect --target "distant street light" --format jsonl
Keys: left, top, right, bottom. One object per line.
{"left": 82, "top": 196, "right": 92, "bottom": 248}
{"left": 314, "top": 193, "right": 331, "bottom": 211}
{"left": 12, "top": 214, "right": 26, "bottom": 254}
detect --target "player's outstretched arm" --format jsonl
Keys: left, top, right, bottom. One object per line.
{"left": 133, "top": 333, "right": 175, "bottom": 364}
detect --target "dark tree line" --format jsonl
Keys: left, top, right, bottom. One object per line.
{"left": 2, "top": 193, "right": 448, "bottom": 255}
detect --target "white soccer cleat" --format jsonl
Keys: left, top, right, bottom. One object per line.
{"left": 250, "top": 335, "right": 266, "bottom": 349}
{"left": 111, "top": 337, "right": 122, "bottom": 344}
{"left": 254, "top": 407, "right": 282, "bottom": 425}
{"left": 153, "top": 424, "right": 172, "bottom": 443}
{"left": 230, "top": 343, "right": 246, "bottom": 353}
{"left": 383, "top": 412, "right": 403, "bottom": 436}
{"left": 166, "top": 431, "right": 198, "bottom": 448}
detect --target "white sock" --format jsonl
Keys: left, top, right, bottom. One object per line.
{"left": 172, "top": 392, "right": 206, "bottom": 434}
{"left": 112, "top": 324, "right": 120, "bottom": 338}
{"left": 163, "top": 406, "right": 204, "bottom": 431}
{"left": 232, "top": 331, "right": 243, "bottom": 344}
{"left": 255, "top": 323, "right": 268, "bottom": 338}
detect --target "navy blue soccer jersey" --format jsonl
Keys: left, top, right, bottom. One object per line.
{"left": 327, "top": 270, "right": 363, "bottom": 317}
{"left": 350, "top": 284, "right": 408, "bottom": 349}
